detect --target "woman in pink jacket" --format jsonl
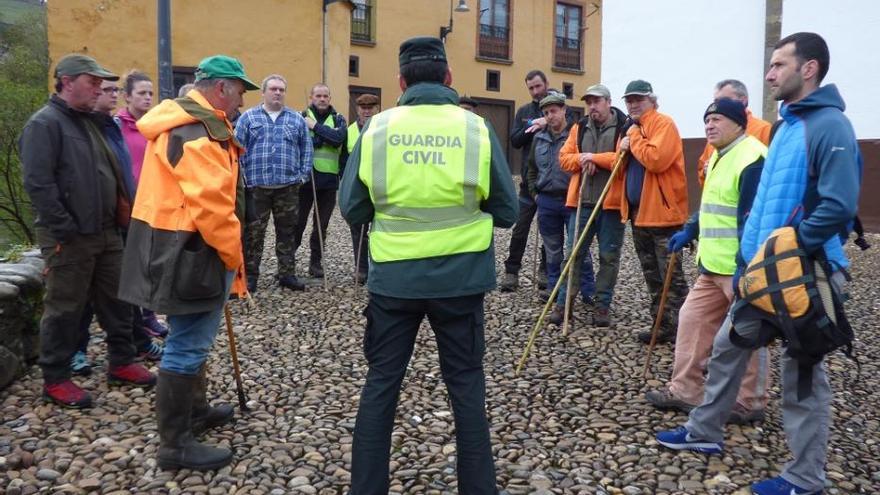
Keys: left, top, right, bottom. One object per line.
{"left": 117, "top": 70, "right": 169, "bottom": 338}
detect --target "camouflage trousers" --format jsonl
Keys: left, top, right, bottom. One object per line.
{"left": 244, "top": 184, "right": 301, "bottom": 280}
{"left": 631, "top": 223, "right": 689, "bottom": 332}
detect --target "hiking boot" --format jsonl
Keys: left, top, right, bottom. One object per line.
{"left": 727, "top": 404, "right": 765, "bottom": 425}
{"left": 645, "top": 388, "right": 696, "bottom": 413}
{"left": 593, "top": 306, "right": 611, "bottom": 327}
{"left": 537, "top": 269, "right": 548, "bottom": 290}
{"left": 138, "top": 341, "right": 164, "bottom": 362}
{"left": 638, "top": 327, "right": 676, "bottom": 344}
{"left": 71, "top": 351, "right": 92, "bottom": 376}
{"left": 548, "top": 304, "right": 571, "bottom": 326}
{"left": 278, "top": 275, "right": 305, "bottom": 291}
{"left": 156, "top": 370, "right": 233, "bottom": 471}
{"left": 308, "top": 263, "right": 324, "bottom": 278}
{"left": 751, "top": 476, "right": 822, "bottom": 494}
{"left": 656, "top": 426, "right": 723, "bottom": 455}
{"left": 43, "top": 380, "right": 93, "bottom": 409}
{"left": 142, "top": 313, "right": 169, "bottom": 339}
{"left": 191, "top": 365, "right": 234, "bottom": 436}
{"left": 499, "top": 272, "right": 518, "bottom": 292}
{"left": 108, "top": 363, "right": 157, "bottom": 387}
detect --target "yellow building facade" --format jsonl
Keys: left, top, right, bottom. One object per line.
{"left": 48, "top": 0, "right": 602, "bottom": 172}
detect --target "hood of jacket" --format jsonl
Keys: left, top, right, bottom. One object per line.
{"left": 137, "top": 90, "right": 236, "bottom": 144}
{"left": 783, "top": 84, "right": 845, "bottom": 119}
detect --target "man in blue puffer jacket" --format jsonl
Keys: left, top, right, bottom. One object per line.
{"left": 654, "top": 32, "right": 861, "bottom": 495}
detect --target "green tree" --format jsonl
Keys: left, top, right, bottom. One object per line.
{"left": 0, "top": 8, "right": 48, "bottom": 245}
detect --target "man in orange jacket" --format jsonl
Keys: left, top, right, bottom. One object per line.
{"left": 618, "top": 80, "right": 689, "bottom": 344}
{"left": 695, "top": 80, "right": 771, "bottom": 187}
{"left": 119, "top": 55, "right": 256, "bottom": 471}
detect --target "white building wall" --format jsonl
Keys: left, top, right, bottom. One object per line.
{"left": 601, "top": 0, "right": 767, "bottom": 138}
{"left": 782, "top": 0, "right": 880, "bottom": 138}
{"left": 601, "top": 0, "right": 880, "bottom": 139}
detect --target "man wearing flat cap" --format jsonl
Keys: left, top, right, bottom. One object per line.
{"left": 341, "top": 36, "right": 518, "bottom": 494}
{"left": 21, "top": 53, "right": 156, "bottom": 410}
{"left": 617, "top": 79, "right": 690, "bottom": 344}
{"left": 645, "top": 98, "right": 770, "bottom": 425}
{"left": 341, "top": 92, "right": 381, "bottom": 284}
{"left": 118, "top": 54, "right": 258, "bottom": 471}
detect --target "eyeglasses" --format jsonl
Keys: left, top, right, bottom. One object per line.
{"left": 102, "top": 87, "right": 120, "bottom": 94}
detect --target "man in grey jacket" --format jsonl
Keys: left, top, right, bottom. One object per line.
{"left": 20, "top": 54, "right": 155, "bottom": 409}
{"left": 527, "top": 92, "right": 594, "bottom": 324}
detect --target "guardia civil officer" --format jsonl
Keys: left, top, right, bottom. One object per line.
{"left": 340, "top": 36, "right": 518, "bottom": 495}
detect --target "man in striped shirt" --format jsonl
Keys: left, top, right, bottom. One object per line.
{"left": 235, "top": 74, "right": 313, "bottom": 292}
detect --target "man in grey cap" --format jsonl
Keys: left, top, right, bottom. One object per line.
{"left": 557, "top": 83, "right": 630, "bottom": 327}
{"left": 20, "top": 53, "right": 157, "bottom": 409}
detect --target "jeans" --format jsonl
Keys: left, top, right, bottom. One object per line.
{"left": 536, "top": 194, "right": 594, "bottom": 300}
{"left": 161, "top": 272, "right": 234, "bottom": 376}
{"left": 557, "top": 206, "right": 623, "bottom": 307}
{"left": 351, "top": 293, "right": 497, "bottom": 495}
{"left": 503, "top": 193, "right": 546, "bottom": 275}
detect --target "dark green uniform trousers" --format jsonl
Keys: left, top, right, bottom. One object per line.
{"left": 351, "top": 293, "right": 497, "bottom": 495}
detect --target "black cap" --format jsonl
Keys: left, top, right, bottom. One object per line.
{"left": 399, "top": 36, "right": 447, "bottom": 67}
{"left": 704, "top": 97, "right": 747, "bottom": 128}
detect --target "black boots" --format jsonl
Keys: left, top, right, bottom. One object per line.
{"left": 191, "top": 365, "right": 235, "bottom": 436}
{"left": 156, "top": 369, "right": 233, "bottom": 471}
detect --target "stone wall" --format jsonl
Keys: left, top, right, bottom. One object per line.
{"left": 0, "top": 249, "right": 44, "bottom": 390}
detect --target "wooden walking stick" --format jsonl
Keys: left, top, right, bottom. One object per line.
{"left": 562, "top": 172, "right": 587, "bottom": 336}
{"left": 354, "top": 224, "right": 366, "bottom": 287}
{"left": 224, "top": 304, "right": 251, "bottom": 412}
{"left": 310, "top": 168, "right": 329, "bottom": 290}
{"left": 642, "top": 251, "right": 679, "bottom": 379}
{"left": 531, "top": 215, "right": 540, "bottom": 291}
{"left": 516, "top": 150, "right": 628, "bottom": 375}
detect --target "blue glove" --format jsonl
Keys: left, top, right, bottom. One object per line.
{"left": 668, "top": 226, "right": 697, "bottom": 253}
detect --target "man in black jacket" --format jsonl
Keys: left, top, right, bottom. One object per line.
{"left": 296, "top": 84, "right": 348, "bottom": 278}
{"left": 499, "top": 70, "right": 550, "bottom": 292}
{"left": 20, "top": 54, "right": 155, "bottom": 409}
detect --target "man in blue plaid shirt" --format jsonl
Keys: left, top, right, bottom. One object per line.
{"left": 235, "top": 74, "right": 313, "bottom": 292}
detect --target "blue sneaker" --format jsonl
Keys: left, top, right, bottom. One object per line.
{"left": 656, "top": 426, "right": 723, "bottom": 454}
{"left": 751, "top": 476, "right": 822, "bottom": 494}
{"left": 70, "top": 351, "right": 92, "bottom": 376}
{"left": 137, "top": 341, "right": 164, "bottom": 362}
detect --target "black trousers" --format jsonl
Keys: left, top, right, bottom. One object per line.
{"left": 37, "top": 229, "right": 136, "bottom": 383}
{"left": 294, "top": 186, "right": 336, "bottom": 267}
{"left": 503, "top": 193, "right": 546, "bottom": 275}
{"left": 351, "top": 293, "right": 497, "bottom": 495}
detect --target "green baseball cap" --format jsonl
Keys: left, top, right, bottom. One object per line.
{"left": 622, "top": 79, "right": 653, "bottom": 97}
{"left": 54, "top": 54, "right": 118, "bottom": 81}
{"left": 194, "top": 55, "right": 259, "bottom": 90}
{"left": 539, "top": 91, "right": 567, "bottom": 109}
{"left": 399, "top": 36, "right": 447, "bottom": 67}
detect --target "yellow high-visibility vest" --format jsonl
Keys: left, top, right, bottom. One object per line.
{"left": 698, "top": 135, "right": 767, "bottom": 275}
{"left": 358, "top": 105, "right": 493, "bottom": 262}
{"left": 306, "top": 108, "right": 341, "bottom": 174}
{"left": 347, "top": 122, "right": 360, "bottom": 153}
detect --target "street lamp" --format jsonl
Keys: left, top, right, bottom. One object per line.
{"left": 440, "top": 0, "right": 470, "bottom": 42}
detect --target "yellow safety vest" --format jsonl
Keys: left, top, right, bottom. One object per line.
{"left": 306, "top": 108, "right": 341, "bottom": 174}
{"left": 347, "top": 122, "right": 360, "bottom": 153}
{"left": 358, "top": 105, "right": 493, "bottom": 262}
{"left": 698, "top": 135, "right": 767, "bottom": 275}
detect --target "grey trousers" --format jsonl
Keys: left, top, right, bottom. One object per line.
{"left": 685, "top": 315, "right": 830, "bottom": 491}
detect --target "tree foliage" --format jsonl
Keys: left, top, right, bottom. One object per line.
{"left": 0, "top": 8, "right": 48, "bottom": 245}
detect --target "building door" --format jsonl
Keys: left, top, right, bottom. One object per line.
{"left": 472, "top": 98, "right": 517, "bottom": 174}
